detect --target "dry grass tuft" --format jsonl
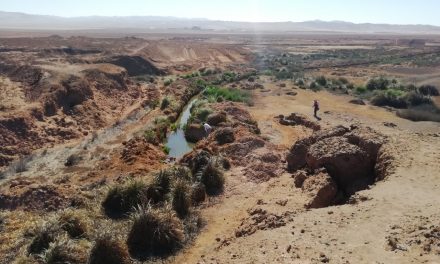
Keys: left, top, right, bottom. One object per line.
{"left": 58, "top": 209, "right": 90, "bottom": 239}
{"left": 171, "top": 179, "right": 191, "bottom": 218}
{"left": 102, "top": 180, "right": 148, "bottom": 219}
{"left": 88, "top": 235, "right": 130, "bottom": 264}
{"left": 127, "top": 204, "right": 184, "bottom": 259}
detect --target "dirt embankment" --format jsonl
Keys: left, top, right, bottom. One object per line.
{"left": 0, "top": 60, "right": 157, "bottom": 168}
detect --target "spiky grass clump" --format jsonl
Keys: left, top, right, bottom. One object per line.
{"left": 88, "top": 236, "right": 130, "bottom": 264}
{"left": 58, "top": 210, "right": 90, "bottom": 239}
{"left": 197, "top": 158, "right": 225, "bottom": 195}
{"left": 167, "top": 166, "right": 192, "bottom": 182}
{"left": 27, "top": 221, "right": 58, "bottom": 254}
{"left": 127, "top": 205, "right": 184, "bottom": 258}
{"left": 153, "top": 170, "right": 173, "bottom": 193}
{"left": 171, "top": 180, "right": 191, "bottom": 218}
{"left": 43, "top": 238, "right": 87, "bottom": 264}
{"left": 102, "top": 181, "right": 148, "bottom": 218}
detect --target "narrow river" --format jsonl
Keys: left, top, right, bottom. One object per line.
{"left": 165, "top": 98, "right": 198, "bottom": 159}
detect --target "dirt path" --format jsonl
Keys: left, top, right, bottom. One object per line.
{"left": 173, "top": 82, "right": 440, "bottom": 263}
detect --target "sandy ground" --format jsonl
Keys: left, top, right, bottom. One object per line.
{"left": 172, "top": 83, "right": 440, "bottom": 264}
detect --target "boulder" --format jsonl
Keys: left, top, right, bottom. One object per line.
{"left": 215, "top": 127, "right": 235, "bottom": 145}
{"left": 207, "top": 112, "right": 227, "bottom": 126}
{"left": 293, "top": 170, "right": 308, "bottom": 188}
{"left": 306, "top": 136, "right": 372, "bottom": 194}
{"left": 286, "top": 137, "right": 313, "bottom": 171}
{"left": 349, "top": 99, "right": 366, "bottom": 105}
{"left": 302, "top": 171, "right": 338, "bottom": 208}
{"left": 184, "top": 124, "right": 206, "bottom": 143}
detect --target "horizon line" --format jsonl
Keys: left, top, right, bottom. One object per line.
{"left": 1, "top": 10, "right": 438, "bottom": 27}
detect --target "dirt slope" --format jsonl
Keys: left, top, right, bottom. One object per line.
{"left": 173, "top": 81, "right": 440, "bottom": 263}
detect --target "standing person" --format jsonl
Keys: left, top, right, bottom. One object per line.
{"left": 203, "top": 122, "right": 212, "bottom": 135}
{"left": 313, "top": 99, "right": 320, "bottom": 118}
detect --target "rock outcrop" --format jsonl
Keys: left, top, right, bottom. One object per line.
{"left": 288, "top": 125, "right": 389, "bottom": 207}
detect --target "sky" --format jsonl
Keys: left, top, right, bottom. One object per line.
{"left": 1, "top": 0, "right": 440, "bottom": 26}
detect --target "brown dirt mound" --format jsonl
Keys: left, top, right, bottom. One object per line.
{"left": 120, "top": 137, "right": 166, "bottom": 166}
{"left": 0, "top": 184, "right": 72, "bottom": 211}
{"left": 278, "top": 113, "right": 321, "bottom": 131}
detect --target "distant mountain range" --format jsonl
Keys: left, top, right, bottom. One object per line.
{"left": 1, "top": 11, "right": 440, "bottom": 34}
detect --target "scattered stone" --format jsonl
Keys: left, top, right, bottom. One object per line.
{"left": 383, "top": 122, "right": 397, "bottom": 128}
{"left": 276, "top": 199, "right": 288, "bottom": 206}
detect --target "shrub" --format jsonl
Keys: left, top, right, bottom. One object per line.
{"left": 370, "top": 90, "right": 407, "bottom": 108}
{"left": 58, "top": 210, "right": 89, "bottom": 239}
{"left": 309, "top": 82, "right": 318, "bottom": 90}
{"left": 162, "top": 145, "right": 170, "bottom": 155}
{"left": 196, "top": 158, "right": 225, "bottom": 195}
{"left": 88, "top": 236, "right": 130, "bottom": 264}
{"left": 102, "top": 181, "right": 148, "bottom": 218}
{"left": 194, "top": 108, "right": 212, "bottom": 122}
{"left": 127, "top": 205, "right": 184, "bottom": 258}
{"left": 160, "top": 97, "right": 170, "bottom": 110}
{"left": 170, "top": 123, "right": 178, "bottom": 132}
{"left": 404, "top": 92, "right": 433, "bottom": 106}
{"left": 418, "top": 85, "right": 439, "bottom": 96}
{"left": 144, "top": 129, "right": 157, "bottom": 144}
{"left": 164, "top": 79, "right": 173, "bottom": 86}
{"left": 203, "top": 86, "right": 251, "bottom": 105}
{"left": 154, "top": 117, "right": 171, "bottom": 142}
{"left": 315, "top": 76, "right": 327, "bottom": 86}
{"left": 171, "top": 179, "right": 191, "bottom": 218}
{"left": 274, "top": 70, "right": 293, "bottom": 80}
{"left": 355, "top": 86, "right": 367, "bottom": 94}
{"left": 366, "top": 77, "right": 390, "bottom": 90}
{"left": 397, "top": 104, "right": 440, "bottom": 122}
